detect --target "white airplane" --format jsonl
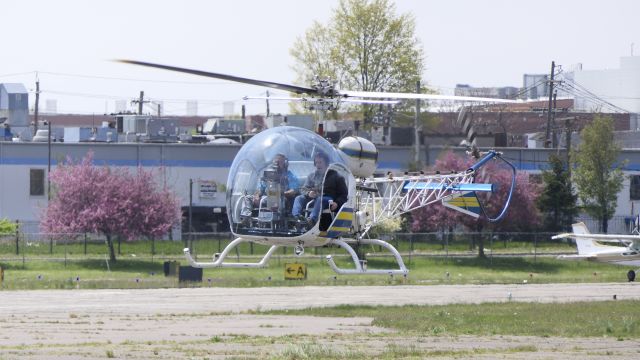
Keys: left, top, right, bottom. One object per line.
{"left": 552, "top": 222, "right": 640, "bottom": 281}
{"left": 118, "top": 60, "right": 517, "bottom": 275}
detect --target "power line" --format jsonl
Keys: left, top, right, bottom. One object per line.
{"left": 556, "top": 76, "right": 631, "bottom": 113}
{"left": 0, "top": 71, "right": 36, "bottom": 78}
{"left": 36, "top": 71, "right": 233, "bottom": 85}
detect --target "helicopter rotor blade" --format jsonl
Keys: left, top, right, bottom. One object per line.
{"left": 117, "top": 60, "right": 515, "bottom": 105}
{"left": 116, "top": 59, "right": 317, "bottom": 95}
{"left": 341, "top": 90, "right": 517, "bottom": 103}
{"left": 341, "top": 98, "right": 400, "bottom": 105}
{"left": 243, "top": 95, "right": 399, "bottom": 105}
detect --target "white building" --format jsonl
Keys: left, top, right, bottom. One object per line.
{"left": 569, "top": 56, "right": 640, "bottom": 116}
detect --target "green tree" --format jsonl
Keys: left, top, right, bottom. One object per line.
{"left": 0, "top": 218, "right": 18, "bottom": 234}
{"left": 537, "top": 154, "right": 578, "bottom": 232}
{"left": 290, "top": 0, "right": 425, "bottom": 122}
{"left": 571, "top": 115, "right": 624, "bottom": 233}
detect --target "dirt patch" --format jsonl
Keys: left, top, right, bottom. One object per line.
{"left": 1, "top": 284, "right": 639, "bottom": 359}
{"left": 1, "top": 316, "right": 638, "bottom": 360}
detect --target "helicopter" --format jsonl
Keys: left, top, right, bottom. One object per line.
{"left": 118, "top": 60, "right": 517, "bottom": 275}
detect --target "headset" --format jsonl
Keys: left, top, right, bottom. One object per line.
{"left": 273, "top": 153, "right": 288, "bottom": 169}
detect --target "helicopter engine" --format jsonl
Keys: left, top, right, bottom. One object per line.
{"left": 337, "top": 136, "right": 378, "bottom": 178}
{"left": 261, "top": 165, "right": 283, "bottom": 219}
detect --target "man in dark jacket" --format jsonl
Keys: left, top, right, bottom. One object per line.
{"left": 297, "top": 152, "right": 348, "bottom": 225}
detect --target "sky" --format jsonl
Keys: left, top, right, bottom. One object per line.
{"left": 1, "top": 0, "right": 638, "bottom": 116}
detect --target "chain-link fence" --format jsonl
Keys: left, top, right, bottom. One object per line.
{"left": 1, "top": 231, "right": 572, "bottom": 267}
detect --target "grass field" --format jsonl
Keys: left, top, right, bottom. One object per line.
{"left": 0, "top": 242, "right": 631, "bottom": 289}
{"left": 2, "top": 237, "right": 638, "bottom": 359}
{"left": 262, "top": 300, "right": 640, "bottom": 338}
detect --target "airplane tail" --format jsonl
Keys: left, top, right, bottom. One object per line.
{"left": 571, "top": 222, "right": 597, "bottom": 255}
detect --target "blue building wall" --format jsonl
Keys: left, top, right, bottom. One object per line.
{"left": 2, "top": 141, "right": 640, "bottom": 233}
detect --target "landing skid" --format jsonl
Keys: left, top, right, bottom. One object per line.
{"left": 326, "top": 238, "right": 409, "bottom": 276}
{"left": 183, "top": 237, "right": 409, "bottom": 275}
{"left": 183, "top": 237, "right": 279, "bottom": 268}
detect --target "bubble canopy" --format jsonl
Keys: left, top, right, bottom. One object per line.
{"left": 227, "top": 126, "right": 348, "bottom": 239}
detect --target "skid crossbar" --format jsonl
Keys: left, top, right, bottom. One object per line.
{"left": 326, "top": 238, "right": 408, "bottom": 275}
{"left": 184, "top": 237, "right": 279, "bottom": 268}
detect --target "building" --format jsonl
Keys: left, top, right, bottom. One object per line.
{"left": 568, "top": 56, "right": 640, "bottom": 115}
{"left": 0, "top": 83, "right": 31, "bottom": 140}
{"left": 2, "top": 140, "right": 640, "bottom": 234}
{"left": 522, "top": 74, "right": 549, "bottom": 100}
{"left": 455, "top": 84, "right": 521, "bottom": 99}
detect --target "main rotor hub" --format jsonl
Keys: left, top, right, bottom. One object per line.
{"left": 312, "top": 76, "right": 339, "bottom": 97}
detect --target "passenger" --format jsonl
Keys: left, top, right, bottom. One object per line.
{"left": 253, "top": 153, "right": 299, "bottom": 212}
{"left": 292, "top": 151, "right": 347, "bottom": 226}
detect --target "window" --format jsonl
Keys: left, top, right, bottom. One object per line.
{"left": 630, "top": 175, "right": 640, "bottom": 200}
{"left": 30, "top": 169, "right": 45, "bottom": 196}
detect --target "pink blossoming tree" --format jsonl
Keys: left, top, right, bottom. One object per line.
{"left": 40, "top": 152, "right": 181, "bottom": 262}
{"left": 411, "top": 151, "right": 540, "bottom": 257}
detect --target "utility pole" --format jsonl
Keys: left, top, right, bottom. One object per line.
{"left": 47, "top": 120, "right": 51, "bottom": 201}
{"left": 131, "top": 91, "right": 149, "bottom": 115}
{"left": 265, "top": 90, "right": 270, "bottom": 118}
{"left": 556, "top": 116, "right": 576, "bottom": 175}
{"left": 565, "top": 117, "right": 573, "bottom": 170}
{"left": 545, "top": 61, "right": 555, "bottom": 148}
{"left": 34, "top": 79, "right": 40, "bottom": 135}
{"left": 414, "top": 80, "right": 421, "bottom": 167}
{"left": 188, "top": 179, "right": 193, "bottom": 249}
{"left": 138, "top": 91, "right": 144, "bottom": 115}
{"left": 551, "top": 91, "right": 558, "bottom": 148}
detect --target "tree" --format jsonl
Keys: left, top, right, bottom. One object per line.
{"left": 537, "top": 154, "right": 578, "bottom": 232}
{"left": 571, "top": 115, "right": 624, "bottom": 233}
{"left": 0, "top": 218, "right": 17, "bottom": 234}
{"left": 40, "top": 152, "right": 181, "bottom": 262}
{"left": 290, "top": 0, "right": 425, "bottom": 122}
{"left": 411, "top": 151, "right": 540, "bottom": 257}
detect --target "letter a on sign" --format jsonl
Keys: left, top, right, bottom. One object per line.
{"left": 284, "top": 263, "right": 307, "bottom": 280}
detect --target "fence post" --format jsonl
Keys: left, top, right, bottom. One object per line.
{"left": 64, "top": 237, "right": 68, "bottom": 268}
{"left": 192, "top": 236, "right": 196, "bottom": 261}
{"left": 409, "top": 235, "right": 413, "bottom": 265}
{"left": 445, "top": 232, "right": 449, "bottom": 262}
{"left": 15, "top": 220, "right": 19, "bottom": 256}
{"left": 489, "top": 232, "right": 493, "bottom": 265}
{"left": 534, "top": 233, "right": 537, "bottom": 263}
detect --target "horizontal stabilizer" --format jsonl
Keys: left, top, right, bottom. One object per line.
{"left": 552, "top": 233, "right": 639, "bottom": 242}
{"left": 404, "top": 182, "right": 494, "bottom": 192}
{"left": 442, "top": 192, "right": 481, "bottom": 218}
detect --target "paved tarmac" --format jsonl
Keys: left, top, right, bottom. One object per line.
{"left": 2, "top": 283, "right": 638, "bottom": 316}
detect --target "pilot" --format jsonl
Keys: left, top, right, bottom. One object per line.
{"left": 292, "top": 151, "right": 347, "bottom": 226}
{"left": 253, "top": 153, "right": 299, "bottom": 212}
